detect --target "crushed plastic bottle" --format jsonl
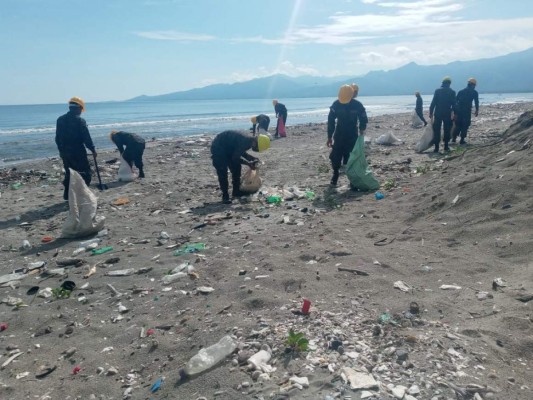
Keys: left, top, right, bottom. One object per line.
{"left": 173, "top": 243, "right": 205, "bottom": 256}
{"left": 305, "top": 190, "right": 315, "bottom": 200}
{"left": 91, "top": 246, "right": 113, "bottom": 255}
{"left": 266, "top": 196, "right": 282, "bottom": 204}
{"left": 11, "top": 182, "right": 22, "bottom": 190}
{"left": 182, "top": 335, "right": 236, "bottom": 377}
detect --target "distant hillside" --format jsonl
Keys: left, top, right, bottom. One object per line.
{"left": 129, "top": 48, "right": 533, "bottom": 101}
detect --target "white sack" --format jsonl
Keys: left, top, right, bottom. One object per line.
{"left": 61, "top": 169, "right": 105, "bottom": 238}
{"left": 118, "top": 155, "right": 138, "bottom": 182}
{"left": 240, "top": 167, "right": 262, "bottom": 194}
{"left": 375, "top": 132, "right": 402, "bottom": 146}
{"left": 411, "top": 111, "right": 424, "bottom": 128}
{"left": 414, "top": 124, "right": 435, "bottom": 153}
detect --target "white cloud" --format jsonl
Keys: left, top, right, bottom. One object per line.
{"left": 136, "top": 30, "right": 215, "bottom": 41}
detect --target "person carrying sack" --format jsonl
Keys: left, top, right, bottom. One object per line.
{"left": 109, "top": 131, "right": 146, "bottom": 178}
{"left": 327, "top": 84, "right": 368, "bottom": 186}
{"left": 273, "top": 100, "right": 287, "bottom": 138}
{"left": 211, "top": 130, "right": 270, "bottom": 204}
{"left": 55, "top": 96, "right": 96, "bottom": 200}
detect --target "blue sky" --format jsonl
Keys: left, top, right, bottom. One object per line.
{"left": 1, "top": 0, "right": 532, "bottom": 105}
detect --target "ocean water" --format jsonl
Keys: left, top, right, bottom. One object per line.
{"left": 1, "top": 93, "right": 532, "bottom": 166}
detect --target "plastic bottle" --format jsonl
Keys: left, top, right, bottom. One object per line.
{"left": 80, "top": 238, "right": 102, "bottom": 247}
{"left": 91, "top": 246, "right": 113, "bottom": 255}
{"left": 266, "top": 196, "right": 282, "bottom": 204}
{"left": 183, "top": 335, "right": 236, "bottom": 377}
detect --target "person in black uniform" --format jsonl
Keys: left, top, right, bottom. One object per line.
{"left": 452, "top": 78, "right": 479, "bottom": 144}
{"left": 327, "top": 84, "right": 368, "bottom": 186}
{"left": 251, "top": 114, "right": 270, "bottom": 135}
{"left": 415, "top": 92, "right": 428, "bottom": 126}
{"left": 272, "top": 100, "right": 288, "bottom": 137}
{"left": 429, "top": 77, "right": 456, "bottom": 152}
{"left": 55, "top": 97, "right": 96, "bottom": 200}
{"left": 109, "top": 131, "right": 146, "bottom": 178}
{"left": 211, "top": 130, "right": 270, "bottom": 204}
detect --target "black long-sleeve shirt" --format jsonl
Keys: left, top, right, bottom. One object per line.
{"left": 327, "top": 99, "right": 368, "bottom": 140}
{"left": 111, "top": 131, "right": 145, "bottom": 154}
{"left": 274, "top": 103, "right": 287, "bottom": 118}
{"left": 429, "top": 85, "right": 456, "bottom": 118}
{"left": 211, "top": 130, "right": 258, "bottom": 165}
{"left": 456, "top": 86, "right": 479, "bottom": 115}
{"left": 55, "top": 111, "right": 95, "bottom": 157}
{"left": 252, "top": 114, "right": 270, "bottom": 134}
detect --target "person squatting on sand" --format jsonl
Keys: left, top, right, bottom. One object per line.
{"left": 327, "top": 84, "right": 368, "bottom": 186}
{"left": 109, "top": 130, "right": 146, "bottom": 178}
{"left": 415, "top": 91, "right": 428, "bottom": 126}
{"left": 453, "top": 78, "right": 479, "bottom": 145}
{"left": 55, "top": 96, "right": 96, "bottom": 200}
{"left": 251, "top": 114, "right": 270, "bottom": 135}
{"left": 211, "top": 130, "right": 270, "bottom": 204}
{"left": 429, "top": 77, "right": 457, "bottom": 153}
{"left": 272, "top": 99, "right": 287, "bottom": 138}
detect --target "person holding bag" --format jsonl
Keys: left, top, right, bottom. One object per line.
{"left": 109, "top": 131, "right": 146, "bottom": 178}
{"left": 211, "top": 130, "right": 270, "bottom": 204}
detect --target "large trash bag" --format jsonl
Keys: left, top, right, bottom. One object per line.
{"left": 375, "top": 132, "right": 402, "bottom": 145}
{"left": 414, "top": 123, "right": 435, "bottom": 153}
{"left": 277, "top": 117, "right": 286, "bottom": 138}
{"left": 118, "top": 155, "right": 138, "bottom": 182}
{"left": 240, "top": 166, "right": 262, "bottom": 194}
{"left": 61, "top": 169, "right": 105, "bottom": 238}
{"left": 346, "top": 137, "right": 380, "bottom": 191}
{"left": 411, "top": 111, "right": 424, "bottom": 128}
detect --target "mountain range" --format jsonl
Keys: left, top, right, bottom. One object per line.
{"left": 130, "top": 47, "right": 533, "bottom": 101}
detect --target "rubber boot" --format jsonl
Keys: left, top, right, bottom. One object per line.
{"left": 330, "top": 169, "right": 339, "bottom": 186}
{"left": 63, "top": 186, "right": 69, "bottom": 201}
{"left": 139, "top": 168, "right": 145, "bottom": 178}
{"left": 444, "top": 142, "right": 450, "bottom": 152}
{"left": 433, "top": 144, "right": 439, "bottom": 153}
{"left": 222, "top": 192, "right": 231, "bottom": 204}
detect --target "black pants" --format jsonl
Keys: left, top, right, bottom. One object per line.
{"left": 62, "top": 153, "right": 91, "bottom": 198}
{"left": 275, "top": 113, "right": 287, "bottom": 135}
{"left": 330, "top": 135, "right": 357, "bottom": 170}
{"left": 416, "top": 109, "right": 427, "bottom": 125}
{"left": 432, "top": 116, "right": 453, "bottom": 149}
{"left": 212, "top": 155, "right": 241, "bottom": 198}
{"left": 122, "top": 142, "right": 145, "bottom": 172}
{"left": 453, "top": 114, "right": 471, "bottom": 140}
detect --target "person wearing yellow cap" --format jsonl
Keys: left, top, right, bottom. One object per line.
{"left": 327, "top": 84, "right": 368, "bottom": 186}
{"left": 452, "top": 78, "right": 479, "bottom": 145}
{"left": 414, "top": 92, "right": 428, "bottom": 126}
{"left": 55, "top": 97, "right": 96, "bottom": 200}
{"left": 251, "top": 114, "right": 270, "bottom": 135}
{"left": 429, "top": 77, "right": 456, "bottom": 152}
{"left": 211, "top": 130, "right": 270, "bottom": 204}
{"left": 272, "top": 100, "right": 288, "bottom": 138}
{"left": 109, "top": 131, "right": 146, "bottom": 178}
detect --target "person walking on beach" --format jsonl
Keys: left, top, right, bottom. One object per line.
{"left": 429, "top": 77, "right": 456, "bottom": 152}
{"left": 415, "top": 92, "right": 428, "bottom": 126}
{"left": 55, "top": 97, "right": 96, "bottom": 200}
{"left": 272, "top": 100, "right": 288, "bottom": 138}
{"left": 251, "top": 114, "right": 270, "bottom": 135}
{"left": 452, "top": 78, "right": 479, "bottom": 144}
{"left": 211, "top": 130, "right": 270, "bottom": 204}
{"left": 109, "top": 131, "right": 146, "bottom": 178}
{"left": 327, "top": 84, "right": 368, "bottom": 186}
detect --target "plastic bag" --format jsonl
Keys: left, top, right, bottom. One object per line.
{"left": 240, "top": 167, "right": 262, "bottom": 194}
{"left": 118, "top": 155, "right": 138, "bottom": 182}
{"left": 346, "top": 137, "right": 380, "bottom": 191}
{"left": 61, "top": 169, "right": 105, "bottom": 238}
{"left": 277, "top": 117, "right": 286, "bottom": 137}
{"left": 375, "top": 132, "right": 402, "bottom": 145}
{"left": 414, "top": 123, "right": 435, "bottom": 153}
{"left": 411, "top": 111, "right": 424, "bottom": 128}
{"left": 257, "top": 128, "right": 273, "bottom": 140}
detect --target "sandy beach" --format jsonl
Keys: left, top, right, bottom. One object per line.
{"left": 1, "top": 102, "right": 532, "bottom": 400}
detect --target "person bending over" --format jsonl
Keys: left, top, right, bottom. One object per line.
{"left": 251, "top": 114, "right": 270, "bottom": 135}
{"left": 109, "top": 130, "right": 146, "bottom": 178}
{"left": 211, "top": 130, "right": 270, "bottom": 204}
